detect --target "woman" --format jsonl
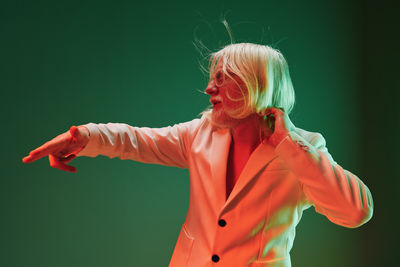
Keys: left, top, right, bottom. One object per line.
{"left": 23, "top": 43, "right": 373, "bottom": 266}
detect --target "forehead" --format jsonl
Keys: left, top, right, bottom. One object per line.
{"left": 212, "top": 61, "right": 240, "bottom": 80}
{"left": 211, "top": 58, "right": 224, "bottom": 71}
{"left": 211, "top": 58, "right": 233, "bottom": 75}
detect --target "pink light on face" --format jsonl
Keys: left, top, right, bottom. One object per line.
{"left": 205, "top": 64, "right": 247, "bottom": 128}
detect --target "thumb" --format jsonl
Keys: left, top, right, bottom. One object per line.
{"left": 69, "top": 125, "right": 79, "bottom": 138}
{"left": 69, "top": 125, "right": 90, "bottom": 148}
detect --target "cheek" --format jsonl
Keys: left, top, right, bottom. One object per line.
{"left": 224, "top": 99, "right": 243, "bottom": 110}
{"left": 224, "top": 89, "right": 245, "bottom": 109}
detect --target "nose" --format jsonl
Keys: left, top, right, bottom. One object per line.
{"left": 205, "top": 80, "right": 218, "bottom": 95}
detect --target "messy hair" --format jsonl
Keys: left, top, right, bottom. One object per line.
{"left": 203, "top": 43, "right": 295, "bottom": 120}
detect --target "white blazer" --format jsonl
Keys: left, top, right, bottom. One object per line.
{"left": 78, "top": 115, "right": 373, "bottom": 267}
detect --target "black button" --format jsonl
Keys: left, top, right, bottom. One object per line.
{"left": 212, "top": 254, "right": 220, "bottom": 262}
{"left": 218, "top": 219, "right": 226, "bottom": 227}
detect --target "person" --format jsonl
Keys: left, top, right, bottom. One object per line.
{"left": 22, "top": 43, "right": 373, "bottom": 267}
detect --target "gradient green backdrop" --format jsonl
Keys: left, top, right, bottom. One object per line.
{"left": 2, "top": 0, "right": 398, "bottom": 266}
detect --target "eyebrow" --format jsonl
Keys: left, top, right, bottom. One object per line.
{"left": 226, "top": 71, "right": 240, "bottom": 79}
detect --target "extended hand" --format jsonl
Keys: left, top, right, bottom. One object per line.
{"left": 22, "top": 126, "right": 90, "bottom": 172}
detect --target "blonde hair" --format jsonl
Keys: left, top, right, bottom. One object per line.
{"left": 203, "top": 43, "right": 295, "bottom": 120}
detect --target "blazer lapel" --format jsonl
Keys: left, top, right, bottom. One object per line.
{"left": 221, "top": 141, "right": 278, "bottom": 214}
{"left": 210, "top": 128, "right": 232, "bottom": 210}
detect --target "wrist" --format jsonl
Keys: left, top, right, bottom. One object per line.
{"left": 76, "top": 125, "right": 90, "bottom": 148}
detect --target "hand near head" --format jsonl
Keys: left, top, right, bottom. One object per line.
{"left": 260, "top": 107, "right": 295, "bottom": 147}
{"left": 22, "top": 126, "right": 90, "bottom": 173}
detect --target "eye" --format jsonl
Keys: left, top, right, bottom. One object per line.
{"left": 215, "top": 70, "right": 225, "bottom": 86}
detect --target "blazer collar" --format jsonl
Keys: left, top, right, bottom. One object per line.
{"left": 210, "top": 128, "right": 231, "bottom": 210}
{"left": 210, "top": 128, "right": 278, "bottom": 214}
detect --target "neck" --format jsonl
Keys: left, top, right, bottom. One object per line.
{"left": 230, "top": 114, "right": 264, "bottom": 149}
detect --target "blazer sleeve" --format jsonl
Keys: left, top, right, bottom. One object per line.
{"left": 76, "top": 118, "right": 203, "bottom": 169}
{"left": 275, "top": 130, "right": 374, "bottom": 228}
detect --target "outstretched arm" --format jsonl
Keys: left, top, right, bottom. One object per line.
{"left": 76, "top": 119, "right": 203, "bottom": 168}
{"left": 23, "top": 118, "right": 203, "bottom": 172}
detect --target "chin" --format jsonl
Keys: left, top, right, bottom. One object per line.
{"left": 211, "top": 111, "right": 239, "bottom": 129}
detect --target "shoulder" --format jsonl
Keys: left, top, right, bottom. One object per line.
{"left": 171, "top": 114, "right": 210, "bottom": 139}
{"left": 293, "top": 126, "right": 337, "bottom": 164}
{"left": 293, "top": 126, "right": 326, "bottom": 149}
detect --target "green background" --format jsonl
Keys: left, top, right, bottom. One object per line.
{"left": 2, "top": 0, "right": 398, "bottom": 266}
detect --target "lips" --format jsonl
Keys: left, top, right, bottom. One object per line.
{"left": 210, "top": 98, "right": 222, "bottom": 106}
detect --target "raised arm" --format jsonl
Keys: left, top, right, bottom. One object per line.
{"left": 265, "top": 107, "right": 373, "bottom": 228}
{"left": 276, "top": 130, "right": 373, "bottom": 228}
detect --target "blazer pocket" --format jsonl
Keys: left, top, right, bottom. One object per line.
{"left": 251, "top": 256, "right": 290, "bottom": 267}
{"left": 169, "top": 224, "right": 194, "bottom": 267}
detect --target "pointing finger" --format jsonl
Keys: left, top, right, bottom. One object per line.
{"left": 22, "top": 131, "right": 71, "bottom": 163}
{"left": 22, "top": 149, "right": 47, "bottom": 163}
{"left": 23, "top": 145, "right": 54, "bottom": 163}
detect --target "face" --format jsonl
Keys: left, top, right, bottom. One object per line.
{"left": 205, "top": 63, "right": 247, "bottom": 127}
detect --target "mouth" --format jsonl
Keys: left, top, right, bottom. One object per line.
{"left": 210, "top": 99, "right": 222, "bottom": 107}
